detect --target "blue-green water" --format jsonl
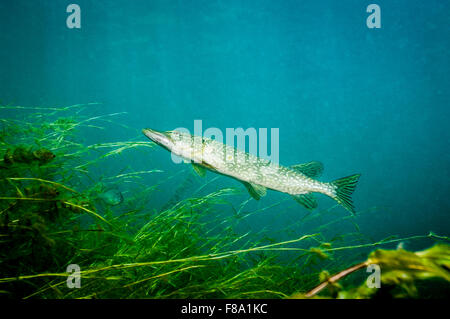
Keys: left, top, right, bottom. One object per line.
{"left": 1, "top": 0, "right": 449, "bottom": 272}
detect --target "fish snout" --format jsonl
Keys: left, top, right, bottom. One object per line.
{"left": 142, "top": 128, "right": 174, "bottom": 150}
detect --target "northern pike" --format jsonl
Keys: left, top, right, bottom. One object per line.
{"left": 143, "top": 128, "right": 360, "bottom": 214}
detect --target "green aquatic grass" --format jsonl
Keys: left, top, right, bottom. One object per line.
{"left": 0, "top": 104, "right": 448, "bottom": 299}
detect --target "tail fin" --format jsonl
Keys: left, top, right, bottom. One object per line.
{"left": 331, "top": 174, "right": 361, "bottom": 214}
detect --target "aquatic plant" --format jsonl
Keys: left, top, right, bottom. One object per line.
{"left": 292, "top": 242, "right": 450, "bottom": 298}
{"left": 0, "top": 104, "right": 448, "bottom": 299}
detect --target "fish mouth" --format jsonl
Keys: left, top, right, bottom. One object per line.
{"left": 142, "top": 128, "right": 174, "bottom": 150}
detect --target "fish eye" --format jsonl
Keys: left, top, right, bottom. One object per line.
{"left": 171, "top": 131, "right": 184, "bottom": 140}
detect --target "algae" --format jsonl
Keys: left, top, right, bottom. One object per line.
{"left": 0, "top": 104, "right": 448, "bottom": 299}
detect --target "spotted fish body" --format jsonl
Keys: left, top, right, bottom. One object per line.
{"left": 197, "top": 137, "right": 334, "bottom": 196}
{"left": 143, "top": 128, "right": 360, "bottom": 213}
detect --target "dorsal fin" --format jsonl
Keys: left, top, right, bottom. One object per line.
{"left": 242, "top": 182, "right": 267, "bottom": 200}
{"left": 290, "top": 161, "right": 324, "bottom": 178}
{"left": 291, "top": 193, "right": 317, "bottom": 210}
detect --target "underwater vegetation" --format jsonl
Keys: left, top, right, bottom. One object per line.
{"left": 0, "top": 104, "right": 448, "bottom": 299}
{"left": 295, "top": 243, "right": 450, "bottom": 299}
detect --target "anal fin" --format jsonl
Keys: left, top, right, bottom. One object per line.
{"left": 292, "top": 193, "right": 317, "bottom": 210}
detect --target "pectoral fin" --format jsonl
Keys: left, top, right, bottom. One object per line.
{"left": 292, "top": 193, "right": 317, "bottom": 210}
{"left": 290, "top": 161, "right": 324, "bottom": 178}
{"left": 242, "top": 182, "right": 267, "bottom": 200}
{"left": 192, "top": 163, "right": 207, "bottom": 177}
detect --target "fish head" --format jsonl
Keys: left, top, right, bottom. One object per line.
{"left": 142, "top": 128, "right": 177, "bottom": 151}
{"left": 143, "top": 128, "right": 198, "bottom": 159}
